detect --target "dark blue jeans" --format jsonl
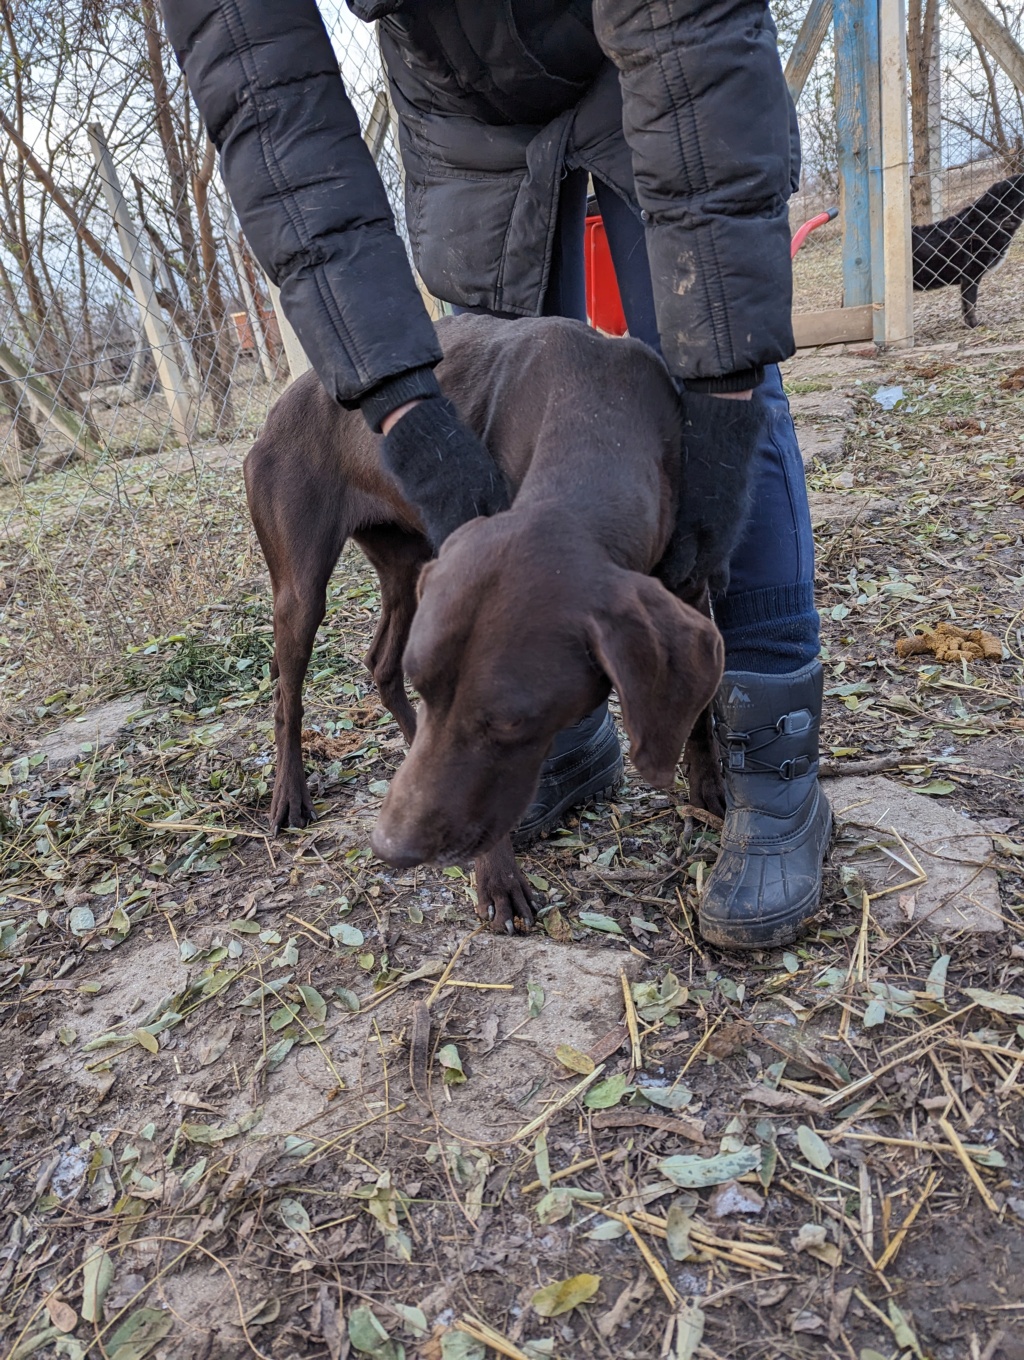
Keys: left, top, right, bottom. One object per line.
{"left": 456, "top": 169, "right": 819, "bottom": 676}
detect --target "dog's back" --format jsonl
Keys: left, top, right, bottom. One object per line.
{"left": 247, "top": 315, "right": 682, "bottom": 553}
{"left": 913, "top": 172, "right": 1024, "bottom": 290}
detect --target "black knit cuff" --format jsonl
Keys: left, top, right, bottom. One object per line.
{"left": 360, "top": 366, "right": 442, "bottom": 433}
{"left": 683, "top": 366, "right": 765, "bottom": 394}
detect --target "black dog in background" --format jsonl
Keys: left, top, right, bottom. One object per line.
{"left": 913, "top": 173, "right": 1024, "bottom": 326}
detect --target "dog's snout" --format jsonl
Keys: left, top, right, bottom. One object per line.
{"left": 370, "top": 821, "right": 430, "bottom": 869}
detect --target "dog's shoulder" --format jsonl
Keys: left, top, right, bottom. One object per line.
{"left": 434, "top": 313, "right": 676, "bottom": 411}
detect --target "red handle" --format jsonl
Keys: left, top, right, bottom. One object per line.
{"left": 791, "top": 207, "right": 839, "bottom": 259}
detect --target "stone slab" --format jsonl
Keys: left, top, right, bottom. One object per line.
{"left": 31, "top": 693, "right": 146, "bottom": 767}
{"left": 827, "top": 775, "right": 1004, "bottom": 934}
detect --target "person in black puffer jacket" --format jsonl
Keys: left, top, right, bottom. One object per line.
{"left": 161, "top": 0, "right": 830, "bottom": 949}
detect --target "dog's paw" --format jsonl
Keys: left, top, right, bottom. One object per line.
{"left": 269, "top": 776, "right": 316, "bottom": 834}
{"left": 473, "top": 840, "right": 534, "bottom": 936}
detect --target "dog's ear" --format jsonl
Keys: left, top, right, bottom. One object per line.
{"left": 587, "top": 570, "right": 724, "bottom": 788}
{"left": 415, "top": 560, "right": 436, "bottom": 603}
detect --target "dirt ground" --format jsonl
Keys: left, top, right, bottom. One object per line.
{"left": 1, "top": 315, "right": 1024, "bottom": 1360}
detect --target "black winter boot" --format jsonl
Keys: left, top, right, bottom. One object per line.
{"left": 512, "top": 704, "right": 623, "bottom": 847}
{"left": 699, "top": 660, "right": 832, "bottom": 949}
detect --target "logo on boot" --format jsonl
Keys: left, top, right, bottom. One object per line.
{"left": 726, "top": 685, "right": 752, "bottom": 706}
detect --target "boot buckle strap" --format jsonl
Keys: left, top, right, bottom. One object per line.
{"left": 779, "top": 754, "right": 812, "bottom": 780}
{"left": 777, "top": 708, "right": 813, "bottom": 736}
{"left": 723, "top": 729, "right": 749, "bottom": 772}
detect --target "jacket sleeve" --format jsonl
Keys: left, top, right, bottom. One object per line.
{"left": 160, "top": 0, "right": 443, "bottom": 409}
{"left": 593, "top": 0, "right": 796, "bottom": 385}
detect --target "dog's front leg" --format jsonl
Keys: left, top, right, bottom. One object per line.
{"left": 473, "top": 837, "right": 535, "bottom": 935}
{"left": 674, "top": 580, "right": 726, "bottom": 820}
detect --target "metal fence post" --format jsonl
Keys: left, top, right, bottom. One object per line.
{"left": 86, "top": 123, "right": 193, "bottom": 441}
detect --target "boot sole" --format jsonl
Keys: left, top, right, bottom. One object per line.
{"left": 698, "top": 800, "right": 834, "bottom": 950}
{"left": 511, "top": 755, "right": 624, "bottom": 849}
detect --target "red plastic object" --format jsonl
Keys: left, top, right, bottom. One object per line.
{"left": 584, "top": 207, "right": 837, "bottom": 333}
{"left": 585, "top": 215, "right": 628, "bottom": 336}
{"left": 790, "top": 207, "right": 839, "bottom": 258}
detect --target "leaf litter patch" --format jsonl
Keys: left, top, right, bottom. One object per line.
{"left": 1, "top": 346, "right": 1024, "bottom": 1358}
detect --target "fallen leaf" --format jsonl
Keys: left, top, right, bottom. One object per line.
{"left": 797, "top": 1125, "right": 833, "bottom": 1171}
{"left": 862, "top": 997, "right": 887, "bottom": 1028}
{"left": 584, "top": 1074, "right": 631, "bottom": 1110}
{"left": 924, "top": 955, "right": 949, "bottom": 1006}
{"left": 298, "top": 984, "right": 327, "bottom": 1023}
{"left": 791, "top": 1312, "right": 827, "bottom": 1334}
{"left": 81, "top": 1247, "right": 115, "bottom": 1323}
{"left": 555, "top": 1044, "right": 594, "bottom": 1075}
{"left": 278, "top": 1197, "right": 312, "bottom": 1233}
{"left": 660, "top": 1147, "right": 760, "bottom": 1187}
{"left": 134, "top": 1028, "right": 159, "bottom": 1054}
{"left": 673, "top": 1300, "right": 705, "bottom": 1360}
{"left": 438, "top": 1043, "right": 467, "bottom": 1085}
{"left": 105, "top": 1305, "right": 174, "bottom": 1358}
{"left": 578, "top": 911, "right": 624, "bottom": 936}
{"left": 527, "top": 981, "right": 545, "bottom": 1018}
{"left": 966, "top": 987, "right": 1024, "bottom": 1017}
{"left": 665, "top": 1200, "right": 694, "bottom": 1260}
{"left": 390, "top": 1304, "right": 428, "bottom": 1338}
{"left": 741, "top": 1085, "right": 824, "bottom": 1115}
{"left": 349, "top": 1304, "right": 393, "bottom": 1356}
{"left": 888, "top": 1300, "right": 924, "bottom": 1358}
{"left": 597, "top": 1276, "right": 655, "bottom": 1338}
{"left": 441, "top": 1332, "right": 485, "bottom": 1360}
{"left": 531, "top": 1273, "right": 601, "bottom": 1318}
{"left": 45, "top": 1299, "right": 77, "bottom": 1333}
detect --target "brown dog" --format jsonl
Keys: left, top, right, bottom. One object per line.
{"left": 244, "top": 315, "right": 724, "bottom": 932}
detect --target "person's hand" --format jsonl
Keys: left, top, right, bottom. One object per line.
{"left": 379, "top": 396, "right": 511, "bottom": 550}
{"left": 657, "top": 387, "right": 762, "bottom": 596}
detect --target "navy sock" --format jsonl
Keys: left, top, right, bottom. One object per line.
{"left": 713, "top": 582, "right": 820, "bottom": 675}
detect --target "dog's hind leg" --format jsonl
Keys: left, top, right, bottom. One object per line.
{"left": 961, "top": 278, "right": 980, "bottom": 327}
{"left": 354, "top": 526, "right": 432, "bottom": 744}
{"left": 245, "top": 447, "right": 349, "bottom": 832}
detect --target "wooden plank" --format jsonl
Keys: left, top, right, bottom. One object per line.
{"left": 948, "top": 0, "right": 1024, "bottom": 93}
{"left": 786, "top": 0, "right": 834, "bottom": 103}
{"left": 793, "top": 305, "right": 876, "bottom": 347}
{"left": 87, "top": 124, "right": 193, "bottom": 442}
{"left": 833, "top": 0, "right": 880, "bottom": 308}
{"left": 879, "top": 0, "right": 915, "bottom": 346}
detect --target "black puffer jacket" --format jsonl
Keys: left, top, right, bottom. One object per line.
{"left": 162, "top": 0, "right": 798, "bottom": 415}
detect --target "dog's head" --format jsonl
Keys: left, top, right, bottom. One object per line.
{"left": 370, "top": 512, "right": 724, "bottom": 868}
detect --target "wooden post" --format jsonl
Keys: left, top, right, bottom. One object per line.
{"left": 264, "top": 279, "right": 312, "bottom": 383}
{"left": 222, "top": 201, "right": 277, "bottom": 385}
{"left": 87, "top": 124, "right": 192, "bottom": 441}
{"left": 834, "top": 0, "right": 881, "bottom": 309}
{"left": 0, "top": 339, "right": 103, "bottom": 460}
{"left": 786, "top": 0, "right": 834, "bottom": 103}
{"left": 948, "top": 0, "right": 1024, "bottom": 93}
{"left": 928, "top": 13, "right": 943, "bottom": 216}
{"left": 879, "top": 0, "right": 915, "bottom": 345}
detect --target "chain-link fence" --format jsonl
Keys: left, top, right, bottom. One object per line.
{"left": 0, "top": 3, "right": 405, "bottom": 714}
{"left": 4, "top": 1, "right": 1024, "bottom": 715}
{"left": 784, "top": 0, "right": 1024, "bottom": 337}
